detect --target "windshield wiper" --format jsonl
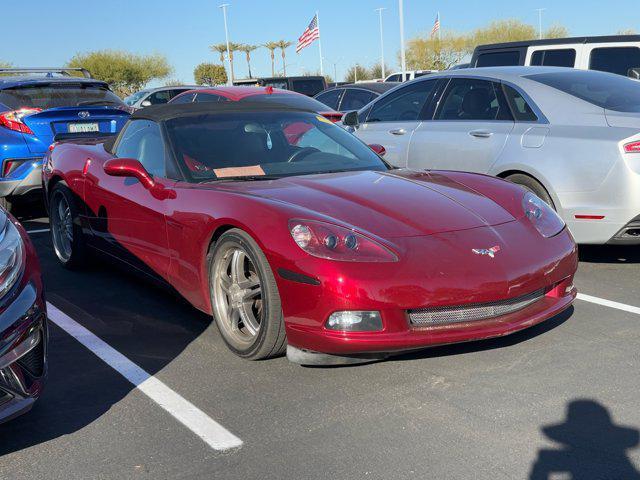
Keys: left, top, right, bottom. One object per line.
{"left": 206, "top": 175, "right": 283, "bottom": 182}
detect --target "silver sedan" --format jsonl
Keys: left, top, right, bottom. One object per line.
{"left": 345, "top": 66, "right": 640, "bottom": 245}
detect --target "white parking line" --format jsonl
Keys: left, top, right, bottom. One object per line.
{"left": 46, "top": 302, "right": 243, "bottom": 451}
{"left": 577, "top": 293, "right": 640, "bottom": 316}
{"left": 26, "top": 228, "right": 50, "bottom": 234}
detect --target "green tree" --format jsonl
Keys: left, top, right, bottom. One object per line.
{"left": 370, "top": 62, "right": 390, "bottom": 80}
{"left": 237, "top": 44, "right": 259, "bottom": 78}
{"left": 405, "top": 32, "right": 469, "bottom": 70}
{"left": 211, "top": 43, "right": 228, "bottom": 64}
{"left": 264, "top": 41, "right": 279, "bottom": 76}
{"left": 302, "top": 70, "right": 334, "bottom": 84}
{"left": 345, "top": 65, "right": 373, "bottom": 83}
{"left": 67, "top": 50, "right": 171, "bottom": 97}
{"left": 164, "top": 79, "right": 185, "bottom": 86}
{"left": 193, "top": 63, "right": 227, "bottom": 86}
{"left": 275, "top": 40, "right": 293, "bottom": 76}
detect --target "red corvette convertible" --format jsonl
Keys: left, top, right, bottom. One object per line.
{"left": 43, "top": 102, "right": 577, "bottom": 365}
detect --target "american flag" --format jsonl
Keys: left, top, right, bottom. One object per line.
{"left": 296, "top": 14, "right": 320, "bottom": 53}
{"left": 430, "top": 12, "right": 440, "bottom": 38}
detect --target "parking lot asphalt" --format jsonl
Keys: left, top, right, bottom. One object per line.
{"left": 0, "top": 218, "right": 639, "bottom": 479}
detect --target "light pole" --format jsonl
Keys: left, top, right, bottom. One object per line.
{"left": 535, "top": 8, "right": 546, "bottom": 39}
{"left": 220, "top": 3, "right": 232, "bottom": 85}
{"left": 398, "top": 0, "right": 406, "bottom": 81}
{"left": 375, "top": 7, "right": 386, "bottom": 80}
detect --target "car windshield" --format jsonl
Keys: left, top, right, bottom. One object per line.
{"left": 239, "top": 93, "right": 330, "bottom": 111}
{"left": 0, "top": 82, "right": 125, "bottom": 110}
{"left": 124, "top": 90, "right": 148, "bottom": 106}
{"left": 165, "top": 110, "right": 388, "bottom": 182}
{"left": 526, "top": 70, "right": 640, "bottom": 112}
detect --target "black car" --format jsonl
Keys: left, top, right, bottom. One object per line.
{"left": 257, "top": 76, "right": 327, "bottom": 97}
{"left": 0, "top": 208, "right": 47, "bottom": 423}
{"left": 314, "top": 82, "right": 400, "bottom": 112}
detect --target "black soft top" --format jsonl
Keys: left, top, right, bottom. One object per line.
{"left": 131, "top": 101, "right": 315, "bottom": 123}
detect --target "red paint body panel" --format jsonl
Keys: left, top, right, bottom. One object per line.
{"left": 43, "top": 139, "right": 578, "bottom": 356}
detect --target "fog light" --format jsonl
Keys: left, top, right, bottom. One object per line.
{"left": 326, "top": 311, "right": 383, "bottom": 332}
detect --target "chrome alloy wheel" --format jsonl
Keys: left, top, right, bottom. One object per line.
{"left": 51, "top": 190, "right": 74, "bottom": 262}
{"left": 212, "top": 246, "right": 264, "bottom": 346}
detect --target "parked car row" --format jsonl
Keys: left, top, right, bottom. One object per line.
{"left": 4, "top": 43, "right": 639, "bottom": 423}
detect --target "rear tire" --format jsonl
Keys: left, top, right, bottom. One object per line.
{"left": 49, "top": 183, "right": 89, "bottom": 269}
{"left": 504, "top": 173, "right": 555, "bottom": 209}
{"left": 208, "top": 229, "right": 286, "bottom": 360}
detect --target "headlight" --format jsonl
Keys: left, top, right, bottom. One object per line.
{"left": 522, "top": 192, "right": 565, "bottom": 238}
{"left": 0, "top": 218, "right": 24, "bottom": 297}
{"left": 289, "top": 219, "right": 397, "bottom": 262}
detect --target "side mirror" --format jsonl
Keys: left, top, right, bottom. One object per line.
{"left": 368, "top": 144, "right": 386, "bottom": 156}
{"left": 103, "top": 158, "right": 155, "bottom": 189}
{"left": 342, "top": 110, "right": 360, "bottom": 127}
{"left": 628, "top": 68, "right": 640, "bottom": 80}
{"left": 140, "top": 99, "right": 152, "bottom": 107}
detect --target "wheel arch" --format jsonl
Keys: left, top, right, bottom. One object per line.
{"left": 496, "top": 168, "right": 560, "bottom": 211}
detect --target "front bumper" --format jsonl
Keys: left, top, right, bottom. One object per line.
{"left": 275, "top": 222, "right": 578, "bottom": 361}
{"left": 0, "top": 158, "right": 44, "bottom": 198}
{"left": 0, "top": 222, "right": 47, "bottom": 423}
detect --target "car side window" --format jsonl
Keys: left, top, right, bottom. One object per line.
{"left": 146, "top": 90, "right": 172, "bottom": 105}
{"left": 171, "top": 93, "right": 195, "bottom": 104}
{"left": 315, "top": 89, "right": 342, "bottom": 110}
{"left": 385, "top": 74, "right": 401, "bottom": 82}
{"left": 475, "top": 50, "right": 520, "bottom": 67}
{"left": 590, "top": 47, "right": 640, "bottom": 76}
{"left": 502, "top": 84, "right": 538, "bottom": 121}
{"left": 340, "top": 89, "right": 377, "bottom": 111}
{"left": 530, "top": 49, "right": 576, "bottom": 67}
{"left": 194, "top": 93, "right": 229, "bottom": 103}
{"left": 436, "top": 78, "right": 512, "bottom": 121}
{"left": 366, "top": 80, "right": 437, "bottom": 123}
{"left": 115, "top": 120, "right": 167, "bottom": 178}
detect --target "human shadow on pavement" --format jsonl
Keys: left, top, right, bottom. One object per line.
{"left": 530, "top": 399, "right": 640, "bottom": 479}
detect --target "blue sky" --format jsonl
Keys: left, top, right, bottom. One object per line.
{"left": 5, "top": 0, "right": 638, "bottom": 84}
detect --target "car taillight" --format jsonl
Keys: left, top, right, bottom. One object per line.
{"left": 0, "top": 108, "right": 41, "bottom": 135}
{"left": 624, "top": 141, "right": 640, "bottom": 153}
{"left": 320, "top": 112, "right": 343, "bottom": 123}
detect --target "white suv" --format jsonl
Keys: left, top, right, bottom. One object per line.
{"left": 470, "top": 35, "right": 640, "bottom": 78}
{"left": 384, "top": 70, "right": 438, "bottom": 82}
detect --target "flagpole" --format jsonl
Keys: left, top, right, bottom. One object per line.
{"left": 398, "top": 0, "right": 406, "bottom": 82}
{"left": 438, "top": 12, "right": 441, "bottom": 41}
{"left": 316, "top": 11, "right": 324, "bottom": 76}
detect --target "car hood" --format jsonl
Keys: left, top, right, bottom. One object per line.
{"left": 210, "top": 170, "right": 516, "bottom": 239}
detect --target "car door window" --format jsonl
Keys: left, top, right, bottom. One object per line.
{"left": 366, "top": 80, "right": 437, "bottom": 122}
{"left": 475, "top": 50, "right": 520, "bottom": 67}
{"left": 170, "top": 93, "right": 195, "bottom": 104}
{"left": 315, "top": 89, "right": 342, "bottom": 110}
{"left": 168, "top": 89, "right": 189, "bottom": 99}
{"left": 436, "top": 78, "right": 511, "bottom": 121}
{"left": 194, "top": 93, "right": 229, "bottom": 103}
{"left": 530, "top": 49, "right": 576, "bottom": 67}
{"left": 340, "top": 89, "right": 377, "bottom": 111}
{"left": 146, "top": 90, "right": 172, "bottom": 105}
{"left": 385, "top": 74, "right": 402, "bottom": 82}
{"left": 590, "top": 47, "right": 640, "bottom": 76}
{"left": 115, "top": 120, "right": 167, "bottom": 178}
{"left": 502, "top": 84, "right": 538, "bottom": 121}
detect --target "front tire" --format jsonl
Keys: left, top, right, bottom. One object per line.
{"left": 49, "top": 183, "right": 88, "bottom": 269}
{"left": 209, "top": 229, "right": 286, "bottom": 360}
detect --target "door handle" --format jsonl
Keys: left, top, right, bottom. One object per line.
{"left": 389, "top": 128, "right": 406, "bottom": 136}
{"left": 469, "top": 130, "right": 493, "bottom": 138}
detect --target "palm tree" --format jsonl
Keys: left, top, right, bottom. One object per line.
{"left": 237, "top": 44, "right": 259, "bottom": 78}
{"left": 210, "top": 42, "right": 240, "bottom": 82}
{"left": 210, "top": 43, "right": 227, "bottom": 64}
{"left": 264, "top": 41, "right": 279, "bottom": 77}
{"left": 274, "top": 40, "right": 293, "bottom": 76}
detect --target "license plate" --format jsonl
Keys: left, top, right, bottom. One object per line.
{"left": 68, "top": 122, "right": 99, "bottom": 133}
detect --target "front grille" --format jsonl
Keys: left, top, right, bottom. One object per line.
{"left": 17, "top": 335, "right": 44, "bottom": 377}
{"left": 408, "top": 289, "right": 545, "bottom": 326}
